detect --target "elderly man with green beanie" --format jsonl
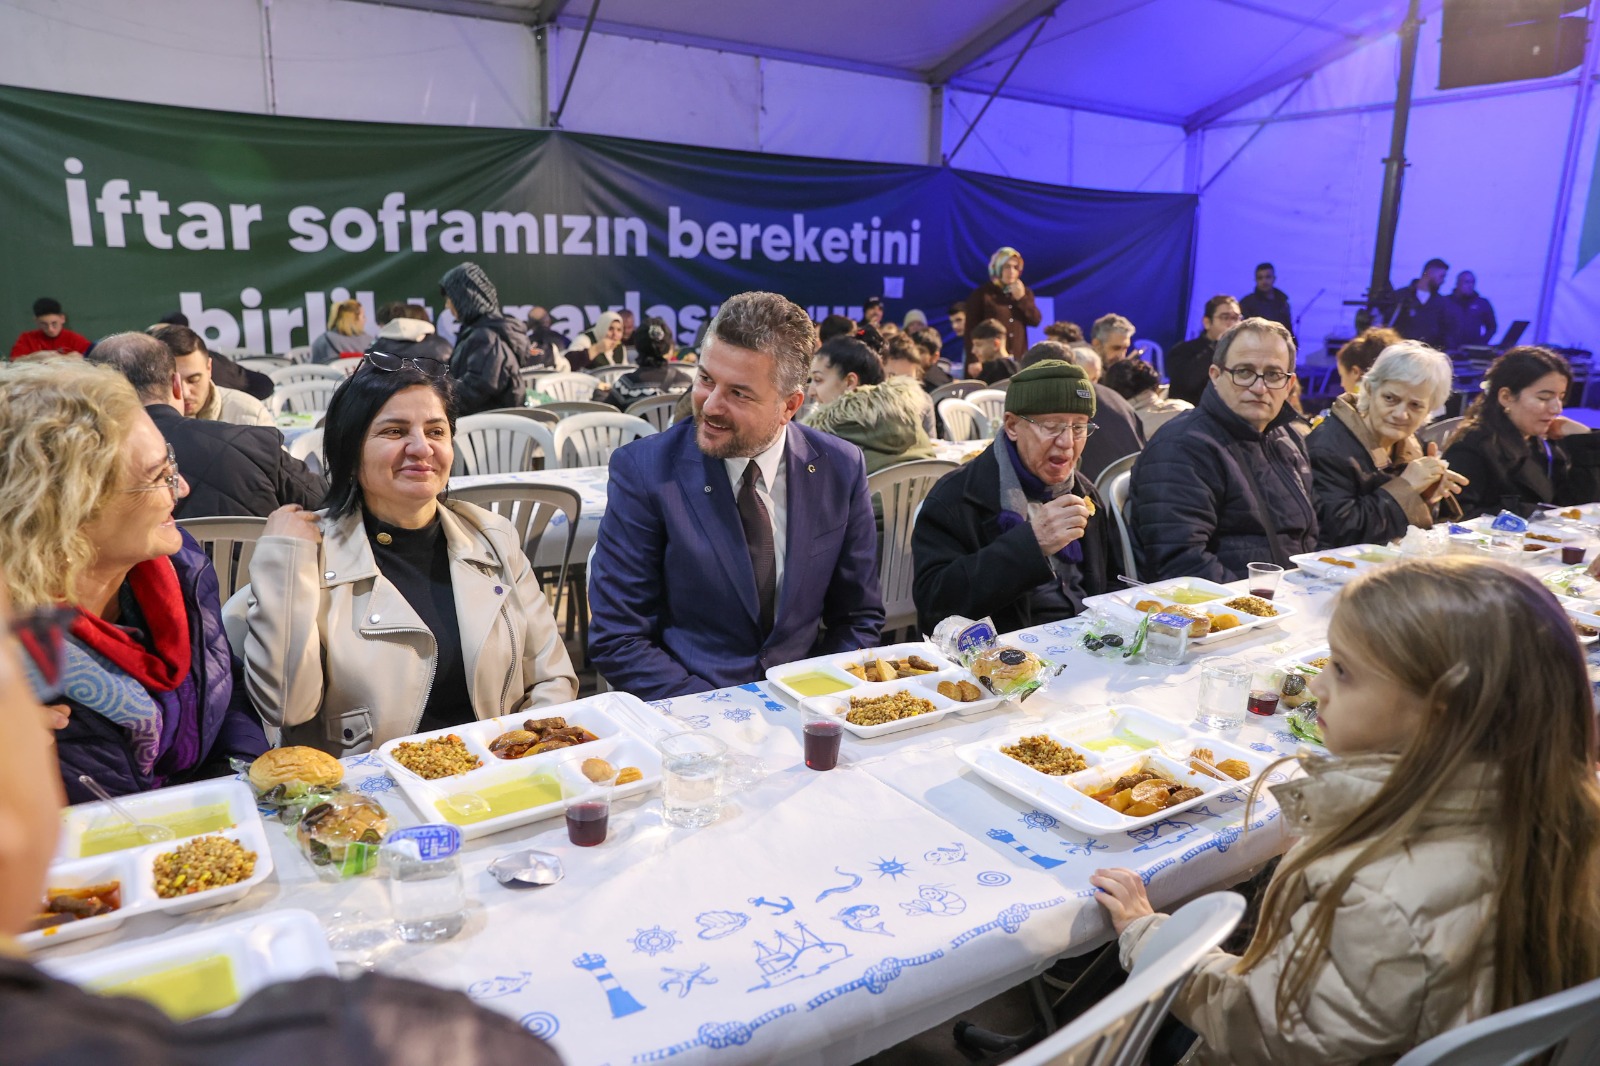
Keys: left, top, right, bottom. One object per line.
{"left": 912, "top": 360, "right": 1125, "bottom": 635}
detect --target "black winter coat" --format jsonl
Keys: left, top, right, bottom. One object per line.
{"left": 209, "top": 352, "right": 275, "bottom": 401}
{"left": 148, "top": 404, "right": 326, "bottom": 520}
{"left": 1164, "top": 335, "right": 1216, "bottom": 407}
{"left": 1443, "top": 422, "right": 1600, "bottom": 519}
{"left": 1127, "top": 386, "right": 1319, "bottom": 582}
{"left": 0, "top": 956, "right": 563, "bottom": 1066}
{"left": 1305, "top": 399, "right": 1435, "bottom": 548}
{"left": 912, "top": 445, "right": 1123, "bottom": 636}
{"left": 449, "top": 313, "right": 528, "bottom": 414}
{"left": 1078, "top": 382, "right": 1144, "bottom": 483}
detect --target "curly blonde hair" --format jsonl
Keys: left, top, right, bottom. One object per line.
{"left": 0, "top": 358, "right": 144, "bottom": 609}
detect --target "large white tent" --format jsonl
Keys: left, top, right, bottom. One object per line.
{"left": 4, "top": 0, "right": 1598, "bottom": 356}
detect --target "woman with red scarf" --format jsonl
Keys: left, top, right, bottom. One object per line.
{"left": 0, "top": 357, "right": 267, "bottom": 803}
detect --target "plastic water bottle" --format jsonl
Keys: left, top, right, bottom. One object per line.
{"left": 383, "top": 825, "right": 466, "bottom": 942}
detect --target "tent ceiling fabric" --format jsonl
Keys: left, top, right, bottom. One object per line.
{"left": 377, "top": 0, "right": 1429, "bottom": 128}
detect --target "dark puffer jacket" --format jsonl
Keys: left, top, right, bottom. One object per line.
{"left": 440, "top": 262, "right": 527, "bottom": 415}
{"left": 912, "top": 444, "right": 1123, "bottom": 636}
{"left": 1443, "top": 421, "right": 1600, "bottom": 519}
{"left": 53, "top": 529, "right": 268, "bottom": 801}
{"left": 1128, "top": 385, "right": 1318, "bottom": 582}
{"left": 148, "top": 404, "right": 326, "bottom": 520}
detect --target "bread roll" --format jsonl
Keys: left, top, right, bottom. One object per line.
{"left": 249, "top": 746, "right": 345, "bottom": 791}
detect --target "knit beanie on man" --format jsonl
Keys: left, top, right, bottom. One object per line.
{"left": 1004, "top": 359, "right": 1097, "bottom": 418}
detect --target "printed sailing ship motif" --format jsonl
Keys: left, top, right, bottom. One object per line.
{"left": 747, "top": 921, "right": 853, "bottom": 991}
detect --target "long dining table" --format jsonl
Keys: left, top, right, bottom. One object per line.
{"left": 35, "top": 561, "right": 1377, "bottom": 1066}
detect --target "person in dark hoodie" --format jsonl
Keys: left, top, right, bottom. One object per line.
{"left": 438, "top": 262, "right": 527, "bottom": 415}
{"left": 373, "top": 302, "right": 453, "bottom": 365}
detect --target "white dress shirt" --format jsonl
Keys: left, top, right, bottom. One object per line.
{"left": 724, "top": 429, "right": 789, "bottom": 601}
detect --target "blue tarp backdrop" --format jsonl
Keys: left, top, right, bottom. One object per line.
{"left": 0, "top": 85, "right": 1196, "bottom": 352}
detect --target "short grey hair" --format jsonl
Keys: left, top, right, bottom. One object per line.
{"left": 1356, "top": 341, "right": 1453, "bottom": 415}
{"left": 86, "top": 331, "right": 176, "bottom": 403}
{"left": 706, "top": 291, "right": 817, "bottom": 397}
{"left": 1092, "top": 313, "right": 1135, "bottom": 342}
{"left": 1212, "top": 317, "right": 1297, "bottom": 369}
{"left": 1068, "top": 344, "right": 1102, "bottom": 382}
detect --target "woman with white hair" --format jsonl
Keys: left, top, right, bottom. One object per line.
{"left": 1305, "top": 341, "right": 1468, "bottom": 547}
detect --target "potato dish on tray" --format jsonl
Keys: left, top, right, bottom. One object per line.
{"left": 1082, "top": 577, "right": 1295, "bottom": 645}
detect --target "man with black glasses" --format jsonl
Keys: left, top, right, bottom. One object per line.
{"left": 1128, "top": 318, "right": 1318, "bottom": 581}
{"left": 912, "top": 360, "right": 1125, "bottom": 634}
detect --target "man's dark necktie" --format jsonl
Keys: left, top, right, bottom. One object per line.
{"left": 737, "top": 462, "right": 777, "bottom": 634}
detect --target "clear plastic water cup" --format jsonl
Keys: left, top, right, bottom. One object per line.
{"left": 1195, "top": 657, "right": 1252, "bottom": 731}
{"left": 658, "top": 732, "right": 727, "bottom": 828}
{"left": 382, "top": 824, "right": 465, "bottom": 943}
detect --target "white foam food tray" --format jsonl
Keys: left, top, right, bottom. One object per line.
{"left": 955, "top": 705, "right": 1276, "bottom": 834}
{"left": 1558, "top": 596, "right": 1600, "bottom": 644}
{"left": 799, "top": 678, "right": 974, "bottom": 739}
{"left": 1463, "top": 515, "right": 1580, "bottom": 546}
{"left": 765, "top": 640, "right": 1006, "bottom": 716}
{"left": 1082, "top": 577, "right": 1295, "bottom": 646}
{"left": 376, "top": 691, "right": 666, "bottom": 841}
{"left": 42, "top": 909, "right": 335, "bottom": 1021}
{"left": 26, "top": 780, "right": 274, "bottom": 951}
{"left": 1288, "top": 544, "right": 1397, "bottom": 582}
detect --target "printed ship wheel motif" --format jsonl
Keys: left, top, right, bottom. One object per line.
{"left": 630, "top": 924, "right": 680, "bottom": 957}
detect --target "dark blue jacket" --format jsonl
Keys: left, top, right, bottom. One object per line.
{"left": 54, "top": 529, "right": 268, "bottom": 802}
{"left": 588, "top": 420, "right": 885, "bottom": 700}
{"left": 1128, "top": 385, "right": 1319, "bottom": 582}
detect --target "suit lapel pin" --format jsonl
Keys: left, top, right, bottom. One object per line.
{"left": 704, "top": 485, "right": 713, "bottom": 493}
{"left": 807, "top": 464, "right": 816, "bottom": 473}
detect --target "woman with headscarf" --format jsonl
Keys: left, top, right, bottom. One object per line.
{"left": 963, "top": 246, "right": 1041, "bottom": 361}
{"left": 568, "top": 311, "right": 627, "bottom": 372}
{"left": 600, "top": 316, "right": 693, "bottom": 411}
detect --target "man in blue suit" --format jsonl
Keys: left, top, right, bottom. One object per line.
{"left": 589, "top": 291, "right": 885, "bottom": 700}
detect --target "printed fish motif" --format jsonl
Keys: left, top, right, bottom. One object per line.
{"left": 833, "top": 904, "right": 893, "bottom": 936}
{"left": 467, "top": 971, "right": 533, "bottom": 1000}
{"left": 924, "top": 844, "right": 968, "bottom": 866}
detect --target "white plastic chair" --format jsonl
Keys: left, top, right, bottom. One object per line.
{"left": 930, "top": 380, "right": 986, "bottom": 406}
{"left": 1103, "top": 469, "right": 1138, "bottom": 583}
{"left": 449, "top": 480, "right": 581, "bottom": 599}
{"left": 553, "top": 412, "right": 655, "bottom": 468}
{"left": 284, "top": 345, "right": 314, "bottom": 365}
{"left": 537, "top": 400, "right": 617, "bottom": 419}
{"left": 1005, "top": 892, "right": 1245, "bottom": 1066}
{"left": 938, "top": 397, "right": 991, "bottom": 442}
{"left": 269, "top": 364, "right": 348, "bottom": 387}
{"left": 1093, "top": 452, "right": 1140, "bottom": 498}
{"left": 589, "top": 364, "right": 635, "bottom": 386}
{"left": 1394, "top": 974, "right": 1600, "bottom": 1065}
{"left": 626, "top": 394, "right": 683, "bottom": 433}
{"left": 967, "top": 388, "right": 1007, "bottom": 431}
{"left": 452, "top": 413, "right": 559, "bottom": 475}
{"left": 286, "top": 427, "right": 324, "bottom": 475}
{"left": 536, "top": 371, "right": 603, "bottom": 403}
{"left": 236, "top": 356, "right": 292, "bottom": 373}
{"left": 268, "top": 380, "right": 340, "bottom": 415}
{"left": 178, "top": 516, "right": 269, "bottom": 602}
{"left": 867, "top": 459, "right": 958, "bottom": 637}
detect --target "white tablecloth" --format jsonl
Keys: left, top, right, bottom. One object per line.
{"left": 39, "top": 568, "right": 1364, "bottom": 1065}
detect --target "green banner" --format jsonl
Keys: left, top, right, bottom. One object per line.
{"left": 0, "top": 84, "right": 1196, "bottom": 351}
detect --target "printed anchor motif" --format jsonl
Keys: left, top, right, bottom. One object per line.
{"left": 924, "top": 843, "right": 967, "bottom": 866}
{"left": 659, "top": 963, "right": 718, "bottom": 999}
{"left": 572, "top": 953, "right": 647, "bottom": 1018}
{"left": 804, "top": 951, "right": 945, "bottom": 1010}
{"left": 986, "top": 828, "right": 1066, "bottom": 869}
{"left": 899, "top": 884, "right": 967, "bottom": 918}
{"left": 630, "top": 925, "right": 680, "bottom": 957}
{"left": 632, "top": 1004, "right": 797, "bottom": 1062}
{"left": 747, "top": 922, "right": 854, "bottom": 991}
{"left": 833, "top": 904, "right": 893, "bottom": 936}
{"left": 468, "top": 971, "right": 533, "bottom": 1000}
{"left": 695, "top": 911, "right": 750, "bottom": 940}
{"left": 815, "top": 867, "right": 863, "bottom": 902}
{"left": 748, "top": 895, "right": 796, "bottom": 915}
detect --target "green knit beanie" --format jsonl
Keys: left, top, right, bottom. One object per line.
{"left": 1004, "top": 359, "right": 1097, "bottom": 418}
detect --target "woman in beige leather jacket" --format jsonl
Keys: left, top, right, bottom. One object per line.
{"left": 1092, "top": 557, "right": 1600, "bottom": 1065}
{"left": 242, "top": 354, "right": 576, "bottom": 755}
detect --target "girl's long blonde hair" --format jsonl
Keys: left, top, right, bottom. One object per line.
{"left": 1238, "top": 556, "right": 1600, "bottom": 1021}
{"left": 0, "top": 359, "right": 145, "bottom": 609}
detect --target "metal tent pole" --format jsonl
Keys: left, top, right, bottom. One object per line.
{"left": 549, "top": 0, "right": 601, "bottom": 129}
{"left": 1535, "top": 3, "right": 1599, "bottom": 344}
{"left": 1367, "top": 0, "right": 1423, "bottom": 307}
